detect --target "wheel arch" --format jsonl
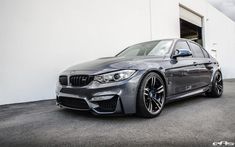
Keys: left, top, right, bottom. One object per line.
{"left": 137, "top": 69, "right": 168, "bottom": 98}
{"left": 211, "top": 69, "right": 223, "bottom": 83}
{"left": 208, "top": 68, "right": 222, "bottom": 92}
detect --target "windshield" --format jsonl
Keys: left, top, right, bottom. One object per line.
{"left": 117, "top": 40, "right": 173, "bottom": 57}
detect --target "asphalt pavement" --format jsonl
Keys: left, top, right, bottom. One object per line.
{"left": 0, "top": 80, "right": 235, "bottom": 147}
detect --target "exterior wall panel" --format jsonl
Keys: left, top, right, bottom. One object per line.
{"left": 0, "top": 0, "right": 235, "bottom": 105}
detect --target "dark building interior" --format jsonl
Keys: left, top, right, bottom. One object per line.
{"left": 180, "top": 19, "right": 203, "bottom": 46}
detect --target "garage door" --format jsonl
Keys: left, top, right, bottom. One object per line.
{"left": 179, "top": 6, "right": 203, "bottom": 46}
{"left": 180, "top": 6, "right": 202, "bottom": 27}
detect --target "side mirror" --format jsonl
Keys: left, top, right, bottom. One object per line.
{"left": 173, "top": 49, "right": 192, "bottom": 59}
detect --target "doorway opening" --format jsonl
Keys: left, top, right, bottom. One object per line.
{"left": 180, "top": 19, "right": 203, "bottom": 46}
{"left": 179, "top": 6, "right": 203, "bottom": 46}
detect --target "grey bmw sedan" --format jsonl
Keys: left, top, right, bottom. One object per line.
{"left": 56, "top": 38, "right": 223, "bottom": 118}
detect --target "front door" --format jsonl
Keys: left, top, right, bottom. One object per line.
{"left": 166, "top": 40, "right": 197, "bottom": 96}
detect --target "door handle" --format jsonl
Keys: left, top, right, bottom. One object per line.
{"left": 208, "top": 60, "right": 213, "bottom": 64}
{"left": 193, "top": 62, "right": 198, "bottom": 66}
{"left": 205, "top": 60, "right": 212, "bottom": 65}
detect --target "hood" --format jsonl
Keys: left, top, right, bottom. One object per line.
{"left": 65, "top": 56, "right": 164, "bottom": 75}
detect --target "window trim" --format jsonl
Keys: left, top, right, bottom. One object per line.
{"left": 201, "top": 47, "right": 210, "bottom": 58}
{"left": 188, "top": 41, "right": 205, "bottom": 58}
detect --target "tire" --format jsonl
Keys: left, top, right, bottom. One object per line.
{"left": 206, "top": 71, "right": 223, "bottom": 98}
{"left": 137, "top": 72, "right": 166, "bottom": 118}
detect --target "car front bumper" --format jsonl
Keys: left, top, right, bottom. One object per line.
{"left": 56, "top": 70, "right": 145, "bottom": 115}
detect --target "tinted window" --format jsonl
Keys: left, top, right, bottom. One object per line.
{"left": 189, "top": 42, "right": 205, "bottom": 58}
{"left": 173, "top": 41, "right": 192, "bottom": 57}
{"left": 117, "top": 40, "right": 173, "bottom": 57}
{"left": 175, "top": 41, "right": 190, "bottom": 50}
{"left": 202, "top": 48, "right": 210, "bottom": 58}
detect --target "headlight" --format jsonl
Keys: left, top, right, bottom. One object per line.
{"left": 94, "top": 70, "right": 136, "bottom": 83}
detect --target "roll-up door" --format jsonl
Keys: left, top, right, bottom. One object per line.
{"left": 180, "top": 6, "right": 202, "bottom": 27}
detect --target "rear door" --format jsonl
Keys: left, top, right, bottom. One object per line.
{"left": 188, "top": 41, "right": 212, "bottom": 89}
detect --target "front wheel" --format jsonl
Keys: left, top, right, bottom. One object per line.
{"left": 206, "top": 71, "right": 223, "bottom": 98}
{"left": 137, "top": 72, "right": 166, "bottom": 118}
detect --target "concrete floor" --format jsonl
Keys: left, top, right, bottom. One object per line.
{"left": 0, "top": 80, "right": 235, "bottom": 147}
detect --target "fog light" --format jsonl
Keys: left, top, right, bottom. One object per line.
{"left": 90, "top": 95, "right": 114, "bottom": 102}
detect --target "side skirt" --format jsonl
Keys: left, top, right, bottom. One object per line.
{"left": 165, "top": 86, "right": 209, "bottom": 103}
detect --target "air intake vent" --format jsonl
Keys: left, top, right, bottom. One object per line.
{"left": 59, "top": 76, "right": 68, "bottom": 86}
{"left": 70, "top": 75, "right": 94, "bottom": 87}
{"left": 96, "top": 96, "right": 118, "bottom": 112}
{"left": 58, "top": 97, "right": 89, "bottom": 110}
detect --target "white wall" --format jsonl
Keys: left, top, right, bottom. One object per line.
{"left": 0, "top": 0, "right": 235, "bottom": 105}
{"left": 0, "top": 0, "right": 151, "bottom": 105}
{"left": 151, "top": 0, "right": 180, "bottom": 39}
{"left": 205, "top": 4, "right": 235, "bottom": 79}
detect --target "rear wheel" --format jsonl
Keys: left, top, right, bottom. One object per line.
{"left": 206, "top": 71, "right": 223, "bottom": 98}
{"left": 137, "top": 72, "right": 166, "bottom": 118}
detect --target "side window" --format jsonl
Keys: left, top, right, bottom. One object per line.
{"left": 201, "top": 48, "right": 210, "bottom": 58}
{"left": 189, "top": 42, "right": 205, "bottom": 58}
{"left": 173, "top": 41, "right": 192, "bottom": 58}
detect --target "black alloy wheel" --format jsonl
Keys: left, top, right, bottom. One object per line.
{"left": 137, "top": 72, "right": 166, "bottom": 118}
{"left": 206, "top": 71, "right": 223, "bottom": 97}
